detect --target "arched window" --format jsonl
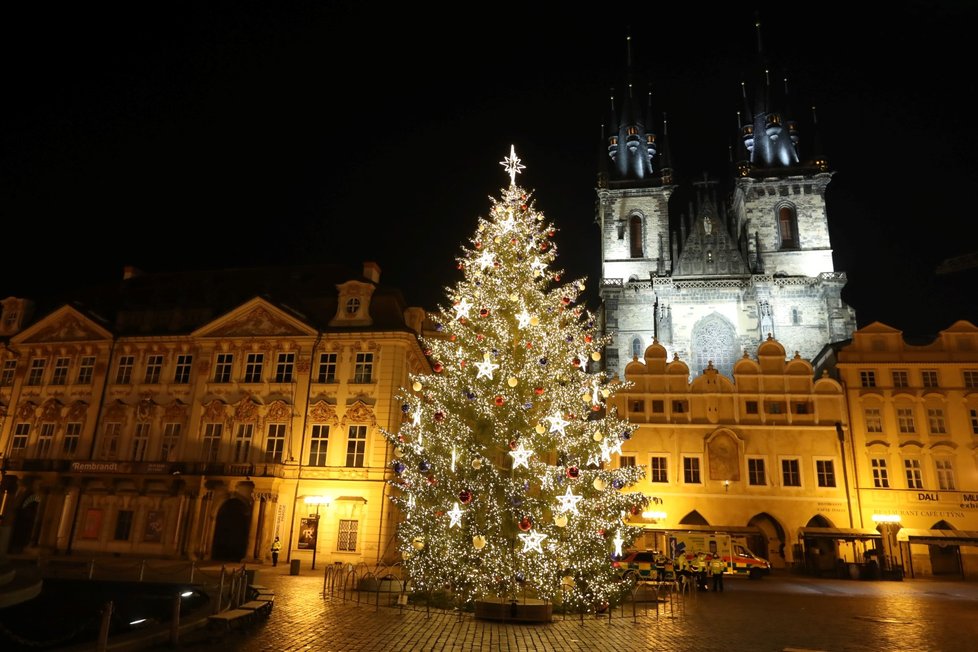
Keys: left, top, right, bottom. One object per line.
{"left": 791, "top": 308, "right": 801, "bottom": 325}
{"left": 778, "top": 205, "right": 798, "bottom": 249}
{"left": 631, "top": 337, "right": 642, "bottom": 359}
{"left": 629, "top": 215, "right": 643, "bottom": 258}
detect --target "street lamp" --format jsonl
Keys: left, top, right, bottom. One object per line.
{"left": 303, "top": 496, "right": 332, "bottom": 570}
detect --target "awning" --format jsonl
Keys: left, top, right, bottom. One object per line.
{"left": 640, "top": 524, "right": 763, "bottom": 536}
{"left": 798, "top": 527, "right": 881, "bottom": 541}
{"left": 896, "top": 529, "right": 978, "bottom": 547}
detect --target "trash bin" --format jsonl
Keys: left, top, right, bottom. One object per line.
{"left": 290, "top": 559, "right": 301, "bottom": 576}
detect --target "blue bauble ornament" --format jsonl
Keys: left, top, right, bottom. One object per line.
{"left": 622, "top": 431, "right": 631, "bottom": 440}
{"left": 466, "top": 392, "right": 477, "bottom": 400}
{"left": 435, "top": 323, "right": 444, "bottom": 331}
{"left": 393, "top": 461, "right": 405, "bottom": 474}
{"left": 523, "top": 402, "right": 533, "bottom": 410}
{"left": 401, "top": 403, "right": 410, "bottom": 413}
{"left": 539, "top": 357, "right": 547, "bottom": 366}
{"left": 510, "top": 496, "right": 523, "bottom": 507}
{"left": 612, "top": 478, "right": 624, "bottom": 490}
{"left": 566, "top": 335, "right": 573, "bottom": 342}
{"left": 419, "top": 460, "right": 430, "bottom": 473}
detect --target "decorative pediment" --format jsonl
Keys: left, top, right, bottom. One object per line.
{"left": 342, "top": 399, "right": 376, "bottom": 426}
{"left": 164, "top": 400, "right": 189, "bottom": 421}
{"left": 68, "top": 401, "right": 89, "bottom": 421}
{"left": 202, "top": 399, "right": 228, "bottom": 422}
{"left": 104, "top": 400, "right": 129, "bottom": 423}
{"left": 12, "top": 305, "right": 112, "bottom": 344}
{"left": 308, "top": 400, "right": 338, "bottom": 425}
{"left": 194, "top": 298, "right": 315, "bottom": 338}
{"left": 233, "top": 396, "right": 261, "bottom": 423}
{"left": 266, "top": 399, "right": 292, "bottom": 421}
{"left": 16, "top": 401, "right": 38, "bottom": 420}
{"left": 40, "top": 398, "right": 64, "bottom": 421}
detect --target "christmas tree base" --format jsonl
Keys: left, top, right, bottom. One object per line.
{"left": 474, "top": 597, "right": 552, "bottom": 623}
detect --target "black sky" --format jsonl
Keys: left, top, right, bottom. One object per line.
{"left": 1, "top": 2, "right": 975, "bottom": 340}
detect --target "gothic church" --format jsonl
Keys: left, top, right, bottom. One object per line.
{"left": 595, "top": 32, "right": 857, "bottom": 380}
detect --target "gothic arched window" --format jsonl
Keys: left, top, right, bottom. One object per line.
{"left": 778, "top": 205, "right": 798, "bottom": 249}
{"left": 691, "top": 313, "right": 739, "bottom": 379}
{"left": 631, "top": 337, "right": 642, "bottom": 359}
{"left": 629, "top": 215, "right": 643, "bottom": 258}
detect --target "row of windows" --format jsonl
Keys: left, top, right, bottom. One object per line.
{"left": 8, "top": 422, "right": 371, "bottom": 468}
{"left": 628, "top": 398, "right": 811, "bottom": 416}
{"left": 0, "top": 351, "right": 375, "bottom": 388}
{"left": 80, "top": 506, "right": 360, "bottom": 552}
{"left": 618, "top": 455, "right": 836, "bottom": 488}
{"left": 863, "top": 407, "right": 978, "bottom": 436}
{"left": 859, "top": 369, "right": 978, "bottom": 389}
{"left": 620, "top": 453, "right": 959, "bottom": 492}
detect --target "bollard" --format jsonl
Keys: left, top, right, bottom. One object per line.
{"left": 170, "top": 594, "right": 181, "bottom": 646}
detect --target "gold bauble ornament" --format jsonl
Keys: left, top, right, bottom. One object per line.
{"left": 593, "top": 477, "right": 607, "bottom": 491}
{"left": 561, "top": 575, "right": 575, "bottom": 588}
{"left": 507, "top": 377, "right": 518, "bottom": 387}
{"left": 412, "top": 381, "right": 423, "bottom": 392}
{"left": 472, "top": 535, "right": 487, "bottom": 549}
{"left": 583, "top": 392, "right": 592, "bottom": 403}
{"left": 509, "top": 293, "right": 518, "bottom": 301}
{"left": 529, "top": 316, "right": 539, "bottom": 326}
{"left": 412, "top": 537, "right": 425, "bottom": 550}
{"left": 591, "top": 352, "right": 601, "bottom": 361}
{"left": 471, "top": 458, "right": 483, "bottom": 470}
{"left": 592, "top": 432, "right": 603, "bottom": 442}
{"left": 554, "top": 514, "right": 568, "bottom": 528}
{"left": 601, "top": 389, "right": 611, "bottom": 398}
{"left": 535, "top": 423, "right": 545, "bottom": 434}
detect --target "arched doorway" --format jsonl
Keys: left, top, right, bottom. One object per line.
{"left": 802, "top": 515, "right": 837, "bottom": 577}
{"left": 747, "top": 512, "right": 786, "bottom": 568}
{"left": 9, "top": 493, "right": 40, "bottom": 553}
{"left": 211, "top": 498, "right": 250, "bottom": 562}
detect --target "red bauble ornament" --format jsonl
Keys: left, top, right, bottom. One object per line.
{"left": 479, "top": 308, "right": 489, "bottom": 318}
{"left": 630, "top": 505, "right": 641, "bottom": 515}
{"left": 548, "top": 229, "right": 556, "bottom": 237}
{"left": 540, "top": 243, "right": 548, "bottom": 251}
{"left": 476, "top": 333, "right": 484, "bottom": 341}
{"left": 572, "top": 357, "right": 581, "bottom": 367}
{"left": 508, "top": 439, "right": 519, "bottom": 450}
{"left": 585, "top": 335, "right": 593, "bottom": 343}
{"left": 427, "top": 475, "right": 438, "bottom": 485}
{"left": 459, "top": 489, "right": 473, "bottom": 504}
{"left": 450, "top": 334, "right": 457, "bottom": 341}
{"left": 566, "top": 466, "right": 580, "bottom": 479}
{"left": 598, "top": 529, "right": 606, "bottom": 537}
{"left": 510, "top": 238, "right": 517, "bottom": 245}
{"left": 562, "top": 297, "right": 571, "bottom": 305}
{"left": 460, "top": 360, "right": 466, "bottom": 367}
{"left": 434, "top": 411, "right": 445, "bottom": 422}
{"left": 494, "top": 395, "right": 505, "bottom": 406}
{"left": 475, "top": 241, "right": 482, "bottom": 249}
{"left": 554, "top": 274, "right": 561, "bottom": 282}
{"left": 519, "top": 516, "right": 532, "bottom": 532}
{"left": 433, "top": 363, "right": 444, "bottom": 373}
{"left": 534, "top": 387, "right": 544, "bottom": 396}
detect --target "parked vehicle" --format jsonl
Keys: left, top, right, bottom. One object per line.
{"left": 668, "top": 532, "right": 771, "bottom": 579}
{"left": 612, "top": 549, "right": 673, "bottom": 582}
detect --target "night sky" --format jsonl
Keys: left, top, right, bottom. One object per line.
{"left": 2, "top": 2, "right": 975, "bottom": 341}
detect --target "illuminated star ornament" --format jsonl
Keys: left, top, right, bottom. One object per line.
{"left": 555, "top": 487, "right": 582, "bottom": 514}
{"left": 546, "top": 412, "right": 571, "bottom": 436}
{"left": 476, "top": 250, "right": 495, "bottom": 270}
{"left": 447, "top": 502, "right": 464, "bottom": 528}
{"left": 498, "top": 213, "right": 516, "bottom": 233}
{"left": 474, "top": 353, "right": 499, "bottom": 380}
{"left": 516, "top": 309, "right": 532, "bottom": 329}
{"left": 454, "top": 297, "right": 473, "bottom": 320}
{"left": 508, "top": 443, "right": 533, "bottom": 469}
{"left": 500, "top": 144, "right": 525, "bottom": 186}
{"left": 518, "top": 529, "right": 547, "bottom": 554}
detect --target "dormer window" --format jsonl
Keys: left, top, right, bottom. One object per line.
{"left": 346, "top": 298, "right": 361, "bottom": 315}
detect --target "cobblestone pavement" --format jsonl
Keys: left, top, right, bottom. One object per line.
{"left": 171, "top": 566, "right": 978, "bottom": 652}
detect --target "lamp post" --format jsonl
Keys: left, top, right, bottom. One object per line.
{"left": 303, "top": 496, "right": 332, "bottom": 570}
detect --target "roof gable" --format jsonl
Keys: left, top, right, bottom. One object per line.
{"left": 11, "top": 305, "right": 112, "bottom": 344}
{"left": 192, "top": 297, "right": 316, "bottom": 338}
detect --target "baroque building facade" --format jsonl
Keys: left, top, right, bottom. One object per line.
{"left": 0, "top": 263, "right": 428, "bottom": 569}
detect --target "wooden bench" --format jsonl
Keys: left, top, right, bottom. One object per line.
{"left": 239, "top": 600, "right": 273, "bottom": 617}
{"left": 208, "top": 608, "right": 255, "bottom": 632}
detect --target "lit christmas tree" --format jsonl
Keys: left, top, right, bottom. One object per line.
{"left": 385, "top": 146, "right": 648, "bottom": 613}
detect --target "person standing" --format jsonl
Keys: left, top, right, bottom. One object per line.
{"left": 271, "top": 536, "right": 282, "bottom": 567}
{"left": 711, "top": 554, "right": 725, "bottom": 592}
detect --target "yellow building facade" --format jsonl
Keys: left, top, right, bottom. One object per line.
{"left": 829, "top": 320, "right": 978, "bottom": 579}
{"left": 0, "top": 263, "right": 429, "bottom": 570}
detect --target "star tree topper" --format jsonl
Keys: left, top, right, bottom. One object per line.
{"left": 499, "top": 144, "right": 525, "bottom": 186}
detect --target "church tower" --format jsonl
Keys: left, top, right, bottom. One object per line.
{"left": 596, "top": 23, "right": 856, "bottom": 380}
